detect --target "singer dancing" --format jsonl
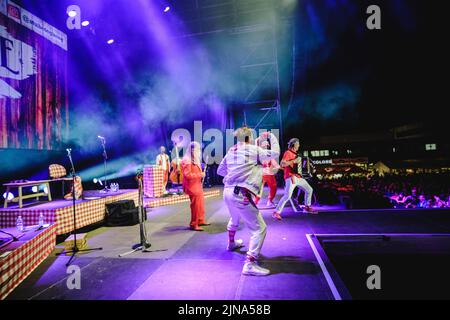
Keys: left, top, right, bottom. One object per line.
{"left": 182, "top": 141, "right": 210, "bottom": 231}
{"left": 272, "top": 138, "right": 317, "bottom": 220}
{"left": 218, "top": 128, "right": 280, "bottom": 276}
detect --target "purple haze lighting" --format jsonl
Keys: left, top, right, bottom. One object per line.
{"left": 82, "top": 20, "right": 90, "bottom": 27}
{"left": 164, "top": 6, "right": 170, "bottom": 13}
{"left": 107, "top": 39, "right": 115, "bottom": 44}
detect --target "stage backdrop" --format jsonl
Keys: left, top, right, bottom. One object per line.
{"left": 0, "top": 0, "right": 68, "bottom": 150}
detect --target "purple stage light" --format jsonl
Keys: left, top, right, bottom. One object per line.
{"left": 164, "top": 6, "right": 170, "bottom": 13}
{"left": 68, "top": 10, "right": 77, "bottom": 17}
{"left": 107, "top": 39, "right": 115, "bottom": 44}
{"left": 82, "top": 20, "right": 90, "bottom": 27}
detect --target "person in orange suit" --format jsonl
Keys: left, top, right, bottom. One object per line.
{"left": 182, "top": 141, "right": 210, "bottom": 231}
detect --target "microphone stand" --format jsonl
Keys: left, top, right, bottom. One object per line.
{"left": 119, "top": 170, "right": 166, "bottom": 257}
{"left": 99, "top": 137, "right": 110, "bottom": 193}
{"left": 56, "top": 149, "right": 102, "bottom": 267}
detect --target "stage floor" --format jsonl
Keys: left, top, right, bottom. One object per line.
{"left": 5, "top": 188, "right": 450, "bottom": 300}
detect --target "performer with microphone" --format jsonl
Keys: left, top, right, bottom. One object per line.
{"left": 272, "top": 138, "right": 317, "bottom": 220}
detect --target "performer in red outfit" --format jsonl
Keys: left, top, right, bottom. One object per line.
{"left": 273, "top": 138, "right": 318, "bottom": 220}
{"left": 254, "top": 141, "right": 280, "bottom": 207}
{"left": 181, "top": 141, "right": 210, "bottom": 231}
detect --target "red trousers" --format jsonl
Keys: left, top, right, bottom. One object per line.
{"left": 189, "top": 194, "right": 206, "bottom": 228}
{"left": 262, "top": 175, "right": 277, "bottom": 202}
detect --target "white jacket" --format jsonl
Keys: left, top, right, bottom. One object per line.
{"left": 217, "top": 133, "right": 280, "bottom": 196}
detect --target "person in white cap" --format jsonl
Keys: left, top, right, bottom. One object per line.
{"left": 218, "top": 127, "right": 280, "bottom": 276}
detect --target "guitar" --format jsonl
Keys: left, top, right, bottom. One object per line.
{"left": 169, "top": 142, "right": 183, "bottom": 185}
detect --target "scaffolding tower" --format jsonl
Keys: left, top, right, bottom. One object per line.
{"left": 173, "top": 0, "right": 290, "bottom": 142}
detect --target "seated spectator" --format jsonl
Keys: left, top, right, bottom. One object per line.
{"left": 431, "top": 195, "right": 446, "bottom": 208}
{"left": 404, "top": 187, "right": 419, "bottom": 208}
{"left": 394, "top": 192, "right": 409, "bottom": 208}
{"left": 417, "top": 194, "right": 429, "bottom": 208}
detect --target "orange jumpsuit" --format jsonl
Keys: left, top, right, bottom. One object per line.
{"left": 181, "top": 159, "right": 206, "bottom": 228}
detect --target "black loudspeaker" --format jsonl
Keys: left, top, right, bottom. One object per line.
{"left": 105, "top": 200, "right": 145, "bottom": 227}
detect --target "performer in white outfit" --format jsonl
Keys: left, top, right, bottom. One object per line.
{"left": 156, "top": 146, "right": 170, "bottom": 195}
{"left": 218, "top": 127, "right": 280, "bottom": 276}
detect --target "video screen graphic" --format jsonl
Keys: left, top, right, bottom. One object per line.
{"left": 0, "top": 0, "right": 68, "bottom": 150}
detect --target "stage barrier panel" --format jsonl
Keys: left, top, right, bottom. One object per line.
{"left": 0, "top": 224, "right": 57, "bottom": 300}
{"left": 143, "top": 165, "right": 164, "bottom": 198}
{"left": 0, "top": 190, "right": 139, "bottom": 235}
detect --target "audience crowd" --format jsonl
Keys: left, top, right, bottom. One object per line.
{"left": 313, "top": 173, "right": 450, "bottom": 209}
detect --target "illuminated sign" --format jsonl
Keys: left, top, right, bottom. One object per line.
{"left": 0, "top": 0, "right": 67, "bottom": 50}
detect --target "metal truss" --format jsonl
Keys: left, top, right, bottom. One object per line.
{"left": 173, "top": 0, "right": 284, "bottom": 141}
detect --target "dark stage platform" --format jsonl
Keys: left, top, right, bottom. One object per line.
{"left": 310, "top": 233, "right": 450, "bottom": 300}
{"left": 5, "top": 189, "right": 450, "bottom": 300}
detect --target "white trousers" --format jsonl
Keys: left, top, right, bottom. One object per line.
{"left": 223, "top": 187, "right": 267, "bottom": 260}
{"left": 275, "top": 176, "right": 313, "bottom": 213}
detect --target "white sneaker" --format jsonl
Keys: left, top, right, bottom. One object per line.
{"left": 242, "top": 262, "right": 270, "bottom": 276}
{"left": 227, "top": 239, "right": 245, "bottom": 251}
{"left": 266, "top": 200, "right": 275, "bottom": 208}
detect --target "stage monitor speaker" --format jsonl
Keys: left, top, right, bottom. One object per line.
{"left": 105, "top": 200, "right": 145, "bottom": 227}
